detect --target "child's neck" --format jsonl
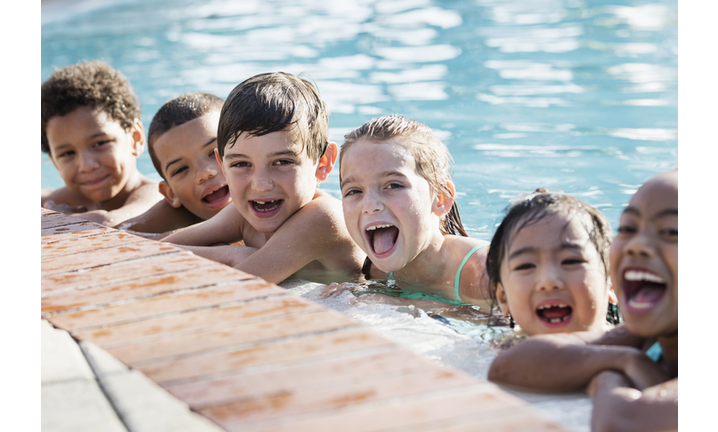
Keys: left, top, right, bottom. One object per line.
{"left": 393, "top": 231, "right": 453, "bottom": 296}
{"left": 658, "top": 333, "right": 678, "bottom": 378}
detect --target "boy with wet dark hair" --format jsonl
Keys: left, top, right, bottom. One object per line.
{"left": 120, "top": 93, "right": 232, "bottom": 236}
{"left": 41, "top": 60, "right": 161, "bottom": 226}
{"left": 163, "top": 72, "right": 365, "bottom": 284}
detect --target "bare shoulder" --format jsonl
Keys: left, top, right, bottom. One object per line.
{"left": 286, "top": 192, "right": 346, "bottom": 237}
{"left": 125, "top": 176, "right": 161, "bottom": 204}
{"left": 447, "top": 235, "right": 491, "bottom": 304}
{"left": 41, "top": 186, "right": 90, "bottom": 208}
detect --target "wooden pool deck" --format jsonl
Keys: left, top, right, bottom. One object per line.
{"left": 41, "top": 207, "right": 570, "bottom": 431}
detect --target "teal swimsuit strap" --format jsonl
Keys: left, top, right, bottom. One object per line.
{"left": 454, "top": 243, "right": 490, "bottom": 303}
{"left": 645, "top": 341, "right": 663, "bottom": 363}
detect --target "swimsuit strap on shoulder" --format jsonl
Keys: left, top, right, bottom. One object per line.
{"left": 645, "top": 341, "right": 663, "bottom": 363}
{"left": 454, "top": 243, "right": 490, "bottom": 303}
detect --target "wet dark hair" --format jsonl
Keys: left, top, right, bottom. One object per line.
{"left": 341, "top": 115, "right": 468, "bottom": 279}
{"left": 147, "top": 92, "right": 225, "bottom": 179}
{"left": 486, "top": 189, "right": 616, "bottom": 322}
{"left": 216, "top": 72, "right": 329, "bottom": 163}
{"left": 41, "top": 60, "right": 141, "bottom": 154}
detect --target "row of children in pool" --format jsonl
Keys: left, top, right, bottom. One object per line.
{"left": 41, "top": 61, "right": 677, "bottom": 431}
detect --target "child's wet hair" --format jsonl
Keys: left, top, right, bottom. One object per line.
{"left": 41, "top": 60, "right": 141, "bottom": 154}
{"left": 341, "top": 115, "right": 467, "bottom": 237}
{"left": 216, "top": 72, "right": 329, "bottom": 163}
{"left": 486, "top": 189, "right": 613, "bottom": 315}
{"left": 147, "top": 92, "right": 225, "bottom": 179}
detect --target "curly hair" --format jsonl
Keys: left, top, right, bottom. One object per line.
{"left": 41, "top": 60, "right": 141, "bottom": 154}
{"left": 147, "top": 92, "right": 225, "bottom": 179}
{"left": 216, "top": 72, "right": 329, "bottom": 163}
{"left": 485, "top": 189, "right": 613, "bottom": 313}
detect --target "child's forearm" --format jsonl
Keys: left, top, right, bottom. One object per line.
{"left": 487, "top": 334, "right": 645, "bottom": 391}
{"left": 589, "top": 371, "right": 678, "bottom": 432}
{"left": 179, "top": 245, "right": 259, "bottom": 269}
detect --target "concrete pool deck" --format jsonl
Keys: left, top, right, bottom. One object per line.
{"left": 41, "top": 207, "right": 573, "bottom": 431}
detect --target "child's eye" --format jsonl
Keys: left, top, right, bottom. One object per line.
{"left": 171, "top": 166, "right": 188, "bottom": 177}
{"left": 274, "top": 159, "right": 294, "bottom": 166}
{"left": 231, "top": 161, "right": 251, "bottom": 168}
{"left": 561, "top": 258, "right": 585, "bottom": 266}
{"left": 93, "top": 140, "right": 111, "bottom": 148}
{"left": 616, "top": 225, "right": 636, "bottom": 235}
{"left": 343, "top": 188, "right": 361, "bottom": 198}
{"left": 57, "top": 150, "right": 75, "bottom": 158}
{"left": 660, "top": 228, "right": 678, "bottom": 238}
{"left": 514, "top": 263, "right": 535, "bottom": 271}
{"left": 386, "top": 182, "right": 404, "bottom": 190}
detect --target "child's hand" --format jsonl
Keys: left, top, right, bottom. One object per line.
{"left": 318, "top": 282, "right": 362, "bottom": 299}
{"left": 621, "top": 350, "right": 671, "bottom": 390}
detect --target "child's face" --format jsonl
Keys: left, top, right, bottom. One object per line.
{"left": 154, "top": 112, "right": 231, "bottom": 220}
{"left": 496, "top": 211, "right": 611, "bottom": 336}
{"left": 219, "top": 129, "right": 324, "bottom": 235}
{"left": 340, "top": 138, "right": 445, "bottom": 272}
{"left": 46, "top": 106, "right": 142, "bottom": 204}
{"left": 610, "top": 170, "right": 677, "bottom": 338}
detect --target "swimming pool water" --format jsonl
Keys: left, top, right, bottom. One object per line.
{"left": 41, "top": 0, "right": 677, "bottom": 239}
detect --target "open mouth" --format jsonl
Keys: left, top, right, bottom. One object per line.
{"left": 250, "top": 199, "right": 283, "bottom": 217}
{"left": 366, "top": 224, "right": 399, "bottom": 257}
{"left": 622, "top": 269, "right": 667, "bottom": 313}
{"left": 536, "top": 303, "right": 572, "bottom": 326}
{"left": 202, "top": 185, "right": 230, "bottom": 208}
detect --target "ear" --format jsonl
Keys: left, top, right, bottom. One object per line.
{"left": 495, "top": 283, "right": 511, "bottom": 317}
{"left": 129, "top": 118, "right": 146, "bottom": 157}
{"left": 214, "top": 148, "right": 227, "bottom": 177}
{"left": 158, "top": 181, "right": 182, "bottom": 208}
{"left": 431, "top": 181, "right": 456, "bottom": 217}
{"left": 315, "top": 142, "right": 337, "bottom": 181}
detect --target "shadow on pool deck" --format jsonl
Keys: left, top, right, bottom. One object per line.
{"left": 41, "top": 207, "right": 570, "bottom": 432}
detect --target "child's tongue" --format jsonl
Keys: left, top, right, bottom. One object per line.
{"left": 203, "top": 186, "right": 228, "bottom": 203}
{"left": 372, "top": 226, "right": 399, "bottom": 255}
{"left": 628, "top": 282, "right": 665, "bottom": 307}
{"left": 538, "top": 306, "right": 571, "bottom": 321}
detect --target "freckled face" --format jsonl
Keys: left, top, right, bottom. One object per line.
{"left": 497, "top": 212, "right": 610, "bottom": 336}
{"left": 340, "top": 138, "right": 442, "bottom": 273}
{"left": 220, "top": 130, "right": 319, "bottom": 235}
{"left": 47, "top": 106, "right": 141, "bottom": 204}
{"left": 154, "top": 112, "right": 231, "bottom": 220}
{"left": 610, "top": 171, "right": 678, "bottom": 338}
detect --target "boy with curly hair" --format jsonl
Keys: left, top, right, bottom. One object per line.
{"left": 41, "top": 60, "right": 161, "bottom": 226}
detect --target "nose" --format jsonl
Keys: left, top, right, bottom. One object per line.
{"left": 251, "top": 167, "right": 274, "bottom": 192}
{"left": 196, "top": 161, "right": 218, "bottom": 184}
{"left": 78, "top": 151, "right": 99, "bottom": 173}
{"left": 623, "top": 230, "right": 654, "bottom": 258}
{"left": 536, "top": 263, "right": 564, "bottom": 292}
{"left": 362, "top": 189, "right": 384, "bottom": 214}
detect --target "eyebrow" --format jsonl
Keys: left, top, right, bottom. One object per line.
{"left": 622, "top": 206, "right": 678, "bottom": 219}
{"left": 341, "top": 170, "right": 407, "bottom": 189}
{"left": 508, "top": 241, "right": 583, "bottom": 260}
{"left": 223, "top": 149, "right": 299, "bottom": 160}
{"left": 164, "top": 138, "right": 218, "bottom": 172}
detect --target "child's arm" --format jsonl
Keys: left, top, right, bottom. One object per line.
{"left": 199, "top": 196, "right": 360, "bottom": 284}
{"left": 163, "top": 204, "right": 246, "bottom": 246}
{"left": 588, "top": 371, "right": 677, "bottom": 432}
{"left": 487, "top": 327, "right": 669, "bottom": 391}
{"left": 118, "top": 200, "right": 202, "bottom": 234}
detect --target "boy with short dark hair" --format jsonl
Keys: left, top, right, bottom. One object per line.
{"left": 41, "top": 60, "right": 161, "bottom": 227}
{"left": 119, "top": 93, "right": 232, "bottom": 236}
{"left": 163, "top": 72, "right": 365, "bottom": 284}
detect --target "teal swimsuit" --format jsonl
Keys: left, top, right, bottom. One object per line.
{"left": 645, "top": 341, "right": 663, "bottom": 363}
{"left": 388, "top": 243, "right": 489, "bottom": 306}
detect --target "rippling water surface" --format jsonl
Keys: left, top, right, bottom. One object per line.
{"left": 42, "top": 0, "right": 677, "bottom": 236}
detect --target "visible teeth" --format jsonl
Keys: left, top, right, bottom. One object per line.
{"left": 624, "top": 270, "right": 665, "bottom": 283}
{"left": 366, "top": 224, "right": 393, "bottom": 231}
{"left": 537, "top": 304, "right": 568, "bottom": 310}
{"left": 254, "top": 200, "right": 276, "bottom": 205}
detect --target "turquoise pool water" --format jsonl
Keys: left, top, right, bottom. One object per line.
{"left": 41, "top": 0, "right": 677, "bottom": 238}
